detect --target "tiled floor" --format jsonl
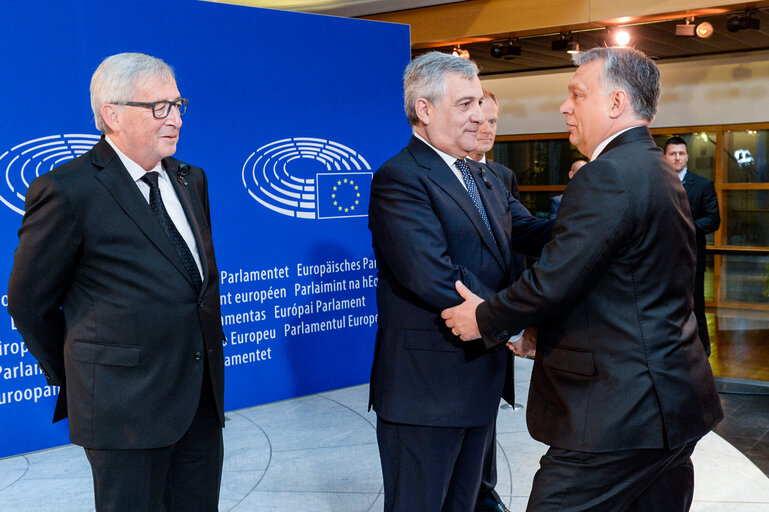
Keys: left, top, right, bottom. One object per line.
{"left": 0, "top": 358, "right": 768, "bottom": 511}
{"left": 714, "top": 378, "right": 769, "bottom": 478}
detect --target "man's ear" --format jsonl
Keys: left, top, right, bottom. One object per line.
{"left": 609, "top": 89, "right": 628, "bottom": 119}
{"left": 100, "top": 104, "right": 121, "bottom": 133}
{"left": 414, "top": 97, "right": 431, "bottom": 126}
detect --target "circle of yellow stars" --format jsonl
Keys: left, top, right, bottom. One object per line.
{"left": 331, "top": 178, "right": 361, "bottom": 213}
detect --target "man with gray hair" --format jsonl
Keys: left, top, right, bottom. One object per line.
{"left": 443, "top": 46, "right": 723, "bottom": 510}
{"left": 9, "top": 52, "right": 225, "bottom": 511}
{"left": 368, "top": 52, "right": 551, "bottom": 511}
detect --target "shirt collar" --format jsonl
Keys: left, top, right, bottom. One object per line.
{"left": 105, "top": 135, "right": 164, "bottom": 183}
{"left": 589, "top": 126, "right": 637, "bottom": 161}
{"left": 413, "top": 132, "right": 466, "bottom": 169}
{"left": 678, "top": 167, "right": 688, "bottom": 182}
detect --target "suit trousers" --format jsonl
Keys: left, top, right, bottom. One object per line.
{"left": 526, "top": 440, "right": 697, "bottom": 512}
{"left": 377, "top": 415, "right": 495, "bottom": 512}
{"left": 84, "top": 363, "right": 223, "bottom": 512}
{"left": 476, "top": 419, "right": 504, "bottom": 510}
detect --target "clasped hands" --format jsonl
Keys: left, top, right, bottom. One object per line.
{"left": 441, "top": 281, "right": 536, "bottom": 357}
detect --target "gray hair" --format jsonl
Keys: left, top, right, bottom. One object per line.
{"left": 573, "top": 46, "right": 660, "bottom": 121}
{"left": 90, "top": 53, "right": 176, "bottom": 133}
{"left": 403, "top": 51, "right": 479, "bottom": 126}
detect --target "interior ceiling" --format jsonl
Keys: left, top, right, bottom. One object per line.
{"left": 414, "top": 8, "right": 769, "bottom": 76}
{"left": 215, "top": 1, "right": 769, "bottom": 76}
{"left": 208, "top": 0, "right": 469, "bottom": 17}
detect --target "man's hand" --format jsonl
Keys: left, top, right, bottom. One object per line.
{"left": 441, "top": 281, "right": 483, "bottom": 341}
{"left": 508, "top": 326, "right": 537, "bottom": 358}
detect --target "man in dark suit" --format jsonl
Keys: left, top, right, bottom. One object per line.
{"left": 664, "top": 136, "right": 721, "bottom": 356}
{"left": 443, "top": 46, "right": 723, "bottom": 511}
{"left": 369, "top": 52, "right": 551, "bottom": 511}
{"left": 8, "top": 52, "right": 225, "bottom": 511}
{"left": 467, "top": 88, "right": 530, "bottom": 512}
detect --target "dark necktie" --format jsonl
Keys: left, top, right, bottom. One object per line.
{"left": 455, "top": 159, "right": 495, "bottom": 240}
{"left": 141, "top": 171, "right": 202, "bottom": 291}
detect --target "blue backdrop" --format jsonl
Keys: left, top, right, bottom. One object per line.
{"left": 0, "top": 0, "right": 410, "bottom": 458}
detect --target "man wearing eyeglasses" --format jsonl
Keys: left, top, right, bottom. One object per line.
{"left": 8, "top": 52, "right": 225, "bottom": 511}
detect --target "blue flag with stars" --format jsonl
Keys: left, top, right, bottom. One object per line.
{"left": 316, "top": 172, "right": 373, "bottom": 219}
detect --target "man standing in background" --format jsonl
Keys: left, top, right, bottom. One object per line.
{"left": 664, "top": 136, "right": 721, "bottom": 356}
{"left": 8, "top": 52, "right": 225, "bottom": 511}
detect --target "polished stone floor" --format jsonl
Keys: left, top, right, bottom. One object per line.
{"left": 1, "top": 359, "right": 768, "bottom": 511}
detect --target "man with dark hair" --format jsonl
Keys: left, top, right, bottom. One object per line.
{"left": 664, "top": 136, "right": 721, "bottom": 356}
{"left": 8, "top": 52, "right": 225, "bottom": 511}
{"left": 369, "top": 52, "right": 551, "bottom": 511}
{"left": 443, "top": 46, "right": 723, "bottom": 511}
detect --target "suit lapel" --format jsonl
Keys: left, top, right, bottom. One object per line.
{"left": 409, "top": 138, "right": 506, "bottom": 271}
{"left": 469, "top": 160, "right": 510, "bottom": 271}
{"left": 165, "top": 159, "right": 209, "bottom": 294}
{"left": 682, "top": 172, "right": 694, "bottom": 194}
{"left": 91, "top": 139, "right": 195, "bottom": 289}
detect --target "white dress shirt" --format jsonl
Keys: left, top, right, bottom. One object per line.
{"left": 413, "top": 132, "right": 469, "bottom": 190}
{"left": 105, "top": 136, "right": 203, "bottom": 278}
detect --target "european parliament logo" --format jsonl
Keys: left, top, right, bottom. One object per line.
{"left": 0, "top": 134, "right": 101, "bottom": 215}
{"left": 241, "top": 137, "right": 373, "bottom": 220}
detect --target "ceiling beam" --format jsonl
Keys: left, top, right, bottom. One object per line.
{"left": 362, "top": 0, "right": 766, "bottom": 48}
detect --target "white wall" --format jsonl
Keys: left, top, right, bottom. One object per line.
{"left": 483, "top": 50, "right": 769, "bottom": 135}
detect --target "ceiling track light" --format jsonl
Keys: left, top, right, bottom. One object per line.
{"left": 727, "top": 9, "right": 760, "bottom": 32}
{"left": 613, "top": 28, "right": 631, "bottom": 46}
{"left": 552, "top": 32, "right": 578, "bottom": 53}
{"left": 452, "top": 45, "right": 470, "bottom": 60}
{"left": 676, "top": 16, "right": 715, "bottom": 38}
{"left": 696, "top": 21, "right": 714, "bottom": 38}
{"left": 490, "top": 39, "right": 521, "bottom": 60}
{"left": 676, "top": 17, "right": 697, "bottom": 37}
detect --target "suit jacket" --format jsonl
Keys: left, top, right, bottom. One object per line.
{"left": 548, "top": 194, "right": 562, "bottom": 220}
{"left": 484, "top": 160, "right": 521, "bottom": 201}
{"left": 368, "top": 136, "right": 551, "bottom": 427}
{"left": 476, "top": 127, "right": 723, "bottom": 451}
{"left": 8, "top": 137, "right": 225, "bottom": 450}
{"left": 479, "top": 159, "right": 527, "bottom": 404}
{"left": 682, "top": 171, "right": 720, "bottom": 273}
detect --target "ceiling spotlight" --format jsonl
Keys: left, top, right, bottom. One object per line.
{"left": 727, "top": 9, "right": 760, "bottom": 32}
{"left": 675, "top": 17, "right": 696, "bottom": 37}
{"left": 452, "top": 45, "right": 470, "bottom": 60}
{"left": 566, "top": 41, "right": 580, "bottom": 54}
{"left": 491, "top": 40, "right": 521, "bottom": 60}
{"left": 696, "top": 21, "right": 714, "bottom": 38}
{"left": 614, "top": 29, "right": 631, "bottom": 46}
{"left": 552, "top": 33, "right": 570, "bottom": 51}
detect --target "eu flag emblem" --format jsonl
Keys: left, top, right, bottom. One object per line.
{"left": 316, "top": 172, "right": 372, "bottom": 219}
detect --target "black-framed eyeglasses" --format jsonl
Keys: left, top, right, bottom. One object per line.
{"left": 115, "top": 98, "right": 188, "bottom": 119}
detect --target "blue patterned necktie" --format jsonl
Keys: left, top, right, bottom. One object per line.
{"left": 141, "top": 171, "right": 202, "bottom": 291}
{"left": 455, "top": 159, "right": 495, "bottom": 240}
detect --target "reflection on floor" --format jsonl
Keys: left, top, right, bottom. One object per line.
{"left": 706, "top": 307, "right": 769, "bottom": 478}
{"left": 709, "top": 307, "right": 769, "bottom": 382}
{"left": 0, "top": 359, "right": 768, "bottom": 511}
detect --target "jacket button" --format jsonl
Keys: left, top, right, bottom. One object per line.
{"left": 496, "top": 330, "right": 510, "bottom": 340}
{"left": 194, "top": 351, "right": 203, "bottom": 360}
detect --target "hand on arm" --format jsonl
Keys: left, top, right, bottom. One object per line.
{"left": 441, "top": 281, "right": 483, "bottom": 340}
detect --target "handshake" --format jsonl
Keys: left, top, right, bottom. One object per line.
{"left": 441, "top": 280, "right": 536, "bottom": 358}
